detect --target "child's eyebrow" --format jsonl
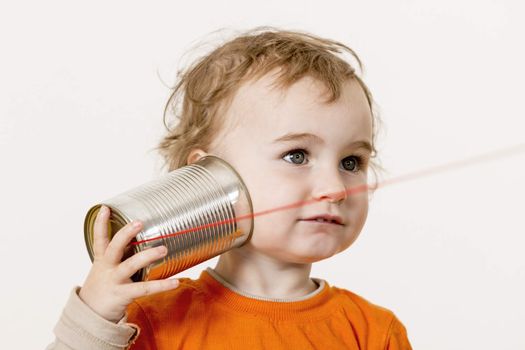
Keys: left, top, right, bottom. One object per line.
{"left": 272, "top": 132, "right": 372, "bottom": 152}
{"left": 272, "top": 132, "right": 323, "bottom": 144}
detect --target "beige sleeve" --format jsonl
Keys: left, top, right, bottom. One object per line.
{"left": 46, "top": 287, "right": 140, "bottom": 350}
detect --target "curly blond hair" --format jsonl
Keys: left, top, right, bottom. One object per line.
{"left": 155, "top": 28, "right": 381, "bottom": 179}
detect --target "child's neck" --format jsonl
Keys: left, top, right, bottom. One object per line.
{"left": 213, "top": 247, "right": 318, "bottom": 299}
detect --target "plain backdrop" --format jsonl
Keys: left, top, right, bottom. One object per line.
{"left": 1, "top": 0, "right": 524, "bottom": 349}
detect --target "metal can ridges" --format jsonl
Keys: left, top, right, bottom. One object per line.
{"left": 84, "top": 156, "right": 253, "bottom": 282}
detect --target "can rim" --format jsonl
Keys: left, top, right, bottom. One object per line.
{"left": 83, "top": 204, "right": 132, "bottom": 261}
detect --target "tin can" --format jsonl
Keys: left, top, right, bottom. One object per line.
{"left": 84, "top": 156, "right": 253, "bottom": 281}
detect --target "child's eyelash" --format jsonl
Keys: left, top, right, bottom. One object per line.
{"left": 282, "top": 148, "right": 308, "bottom": 159}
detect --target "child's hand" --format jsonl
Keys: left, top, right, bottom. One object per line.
{"left": 79, "top": 205, "right": 179, "bottom": 323}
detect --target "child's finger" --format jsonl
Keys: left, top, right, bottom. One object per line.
{"left": 92, "top": 205, "right": 110, "bottom": 259}
{"left": 121, "top": 278, "right": 180, "bottom": 300}
{"left": 114, "top": 246, "right": 167, "bottom": 281}
{"left": 104, "top": 220, "right": 143, "bottom": 265}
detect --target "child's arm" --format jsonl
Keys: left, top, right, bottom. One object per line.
{"left": 46, "top": 287, "right": 139, "bottom": 350}
{"left": 47, "top": 205, "right": 179, "bottom": 349}
{"left": 385, "top": 315, "right": 413, "bottom": 350}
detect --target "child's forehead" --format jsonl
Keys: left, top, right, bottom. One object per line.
{"left": 224, "top": 75, "right": 335, "bottom": 128}
{"left": 227, "top": 74, "right": 368, "bottom": 123}
{"left": 214, "top": 74, "right": 372, "bottom": 147}
{"left": 218, "top": 78, "right": 317, "bottom": 139}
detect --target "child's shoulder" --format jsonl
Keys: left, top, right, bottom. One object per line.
{"left": 329, "top": 283, "right": 398, "bottom": 325}
{"left": 329, "top": 284, "right": 411, "bottom": 347}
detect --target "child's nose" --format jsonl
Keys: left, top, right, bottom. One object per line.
{"left": 311, "top": 169, "right": 347, "bottom": 203}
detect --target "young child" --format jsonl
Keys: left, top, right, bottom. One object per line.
{"left": 49, "top": 28, "right": 412, "bottom": 349}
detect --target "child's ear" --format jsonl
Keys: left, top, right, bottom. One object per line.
{"left": 187, "top": 149, "right": 208, "bottom": 165}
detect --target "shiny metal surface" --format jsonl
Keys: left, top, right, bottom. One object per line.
{"left": 84, "top": 156, "right": 253, "bottom": 281}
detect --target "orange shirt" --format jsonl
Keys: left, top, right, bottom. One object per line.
{"left": 126, "top": 268, "right": 412, "bottom": 349}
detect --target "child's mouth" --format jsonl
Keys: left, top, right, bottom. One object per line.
{"left": 299, "top": 216, "right": 344, "bottom": 226}
{"left": 300, "top": 213, "right": 344, "bottom": 226}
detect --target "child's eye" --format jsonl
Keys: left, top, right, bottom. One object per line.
{"left": 282, "top": 149, "right": 308, "bottom": 165}
{"left": 341, "top": 156, "right": 361, "bottom": 172}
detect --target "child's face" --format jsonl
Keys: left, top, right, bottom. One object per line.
{"left": 203, "top": 74, "right": 373, "bottom": 264}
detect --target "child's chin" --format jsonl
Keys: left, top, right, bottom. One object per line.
{"left": 291, "top": 251, "right": 338, "bottom": 264}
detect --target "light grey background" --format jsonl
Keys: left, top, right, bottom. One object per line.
{"left": 1, "top": 0, "right": 524, "bottom": 349}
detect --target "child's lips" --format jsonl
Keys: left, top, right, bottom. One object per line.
{"left": 299, "top": 215, "right": 345, "bottom": 226}
{"left": 300, "top": 220, "right": 343, "bottom": 227}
